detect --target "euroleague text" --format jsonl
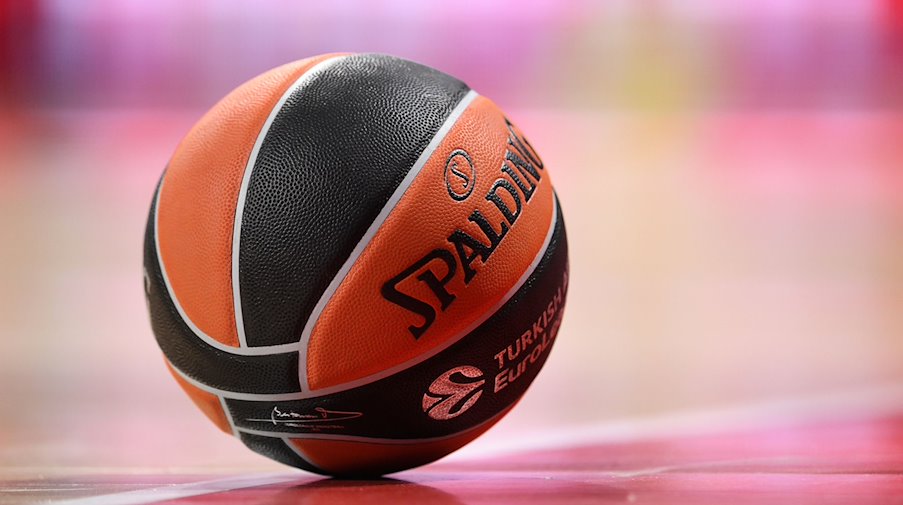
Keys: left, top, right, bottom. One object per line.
{"left": 493, "top": 269, "right": 567, "bottom": 393}
{"left": 382, "top": 118, "right": 546, "bottom": 339}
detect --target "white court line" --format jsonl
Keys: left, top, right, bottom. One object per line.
{"left": 51, "top": 384, "right": 903, "bottom": 504}
{"left": 446, "top": 381, "right": 903, "bottom": 461}
{"left": 54, "top": 473, "right": 304, "bottom": 505}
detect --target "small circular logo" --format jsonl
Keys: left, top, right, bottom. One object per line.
{"left": 444, "top": 149, "right": 476, "bottom": 201}
{"left": 422, "top": 366, "right": 485, "bottom": 420}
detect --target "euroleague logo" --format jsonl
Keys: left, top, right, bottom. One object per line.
{"left": 444, "top": 149, "right": 476, "bottom": 201}
{"left": 422, "top": 366, "right": 485, "bottom": 420}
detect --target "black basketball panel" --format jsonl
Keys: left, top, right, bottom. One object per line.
{"left": 238, "top": 53, "right": 471, "bottom": 348}
{"left": 226, "top": 198, "right": 568, "bottom": 440}
{"left": 143, "top": 181, "right": 302, "bottom": 395}
{"left": 239, "top": 432, "right": 325, "bottom": 474}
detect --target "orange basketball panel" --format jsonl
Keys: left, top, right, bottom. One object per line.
{"left": 307, "top": 96, "right": 555, "bottom": 390}
{"left": 156, "top": 53, "right": 343, "bottom": 348}
{"left": 287, "top": 405, "right": 512, "bottom": 475}
{"left": 165, "top": 360, "right": 232, "bottom": 435}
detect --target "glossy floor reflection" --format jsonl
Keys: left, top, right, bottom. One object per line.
{"left": 4, "top": 412, "right": 902, "bottom": 504}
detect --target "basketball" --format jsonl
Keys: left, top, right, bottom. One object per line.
{"left": 142, "top": 53, "right": 569, "bottom": 476}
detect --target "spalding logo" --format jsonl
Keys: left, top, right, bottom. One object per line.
{"left": 444, "top": 149, "right": 476, "bottom": 201}
{"left": 382, "top": 119, "right": 545, "bottom": 339}
{"left": 422, "top": 366, "right": 485, "bottom": 420}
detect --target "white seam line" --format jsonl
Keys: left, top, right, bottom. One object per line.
{"left": 232, "top": 55, "right": 349, "bottom": 349}
{"left": 154, "top": 181, "right": 299, "bottom": 356}
{"left": 219, "top": 395, "right": 239, "bottom": 437}
{"left": 451, "top": 382, "right": 903, "bottom": 461}
{"left": 53, "top": 473, "right": 303, "bottom": 505}
{"left": 296, "top": 89, "right": 480, "bottom": 392}
{"left": 165, "top": 194, "right": 558, "bottom": 402}
{"left": 167, "top": 362, "right": 306, "bottom": 402}
{"left": 154, "top": 56, "right": 348, "bottom": 357}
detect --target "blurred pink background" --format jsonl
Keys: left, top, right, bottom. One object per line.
{"left": 0, "top": 0, "right": 901, "bottom": 473}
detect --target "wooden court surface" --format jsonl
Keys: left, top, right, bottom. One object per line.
{"left": 3, "top": 408, "right": 903, "bottom": 504}
{"left": 1, "top": 105, "right": 901, "bottom": 504}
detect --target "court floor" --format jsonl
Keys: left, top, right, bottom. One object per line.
{"left": 1, "top": 104, "right": 901, "bottom": 504}
{"left": 4, "top": 402, "right": 902, "bottom": 504}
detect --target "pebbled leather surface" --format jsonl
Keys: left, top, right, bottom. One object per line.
{"left": 225, "top": 199, "right": 568, "bottom": 442}
{"left": 239, "top": 433, "right": 322, "bottom": 473}
{"left": 238, "top": 53, "right": 470, "bottom": 347}
{"left": 306, "top": 96, "right": 556, "bottom": 390}
{"left": 155, "top": 55, "right": 338, "bottom": 349}
{"left": 144, "top": 182, "right": 302, "bottom": 394}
